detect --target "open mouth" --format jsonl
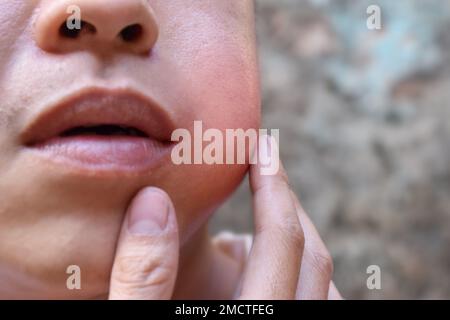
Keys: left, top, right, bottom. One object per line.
{"left": 59, "top": 124, "right": 149, "bottom": 138}
{"left": 22, "top": 88, "right": 176, "bottom": 172}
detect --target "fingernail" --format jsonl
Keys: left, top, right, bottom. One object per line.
{"left": 128, "top": 188, "right": 170, "bottom": 235}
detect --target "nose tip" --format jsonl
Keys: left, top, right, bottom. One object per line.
{"left": 35, "top": 0, "right": 159, "bottom": 55}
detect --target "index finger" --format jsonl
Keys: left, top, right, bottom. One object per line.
{"left": 239, "top": 135, "right": 304, "bottom": 299}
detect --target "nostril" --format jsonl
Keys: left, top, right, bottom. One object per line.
{"left": 59, "top": 20, "right": 97, "bottom": 39}
{"left": 119, "top": 24, "right": 143, "bottom": 42}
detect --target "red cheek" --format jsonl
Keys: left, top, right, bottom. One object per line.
{"left": 186, "top": 48, "right": 261, "bottom": 130}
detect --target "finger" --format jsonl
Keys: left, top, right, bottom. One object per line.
{"left": 328, "top": 281, "right": 343, "bottom": 300}
{"left": 109, "top": 187, "right": 179, "bottom": 300}
{"left": 290, "top": 192, "right": 334, "bottom": 300}
{"left": 240, "top": 135, "right": 304, "bottom": 299}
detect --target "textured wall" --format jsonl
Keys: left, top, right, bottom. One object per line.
{"left": 210, "top": 0, "right": 450, "bottom": 299}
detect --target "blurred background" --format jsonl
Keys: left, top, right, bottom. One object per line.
{"left": 210, "top": 0, "right": 450, "bottom": 299}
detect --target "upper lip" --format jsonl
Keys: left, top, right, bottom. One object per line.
{"left": 21, "top": 87, "right": 176, "bottom": 146}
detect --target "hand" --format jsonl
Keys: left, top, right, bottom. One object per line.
{"left": 107, "top": 135, "right": 341, "bottom": 300}
{"left": 108, "top": 187, "right": 179, "bottom": 299}
{"left": 238, "top": 135, "right": 342, "bottom": 299}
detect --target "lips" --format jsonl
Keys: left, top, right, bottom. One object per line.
{"left": 21, "top": 88, "right": 176, "bottom": 172}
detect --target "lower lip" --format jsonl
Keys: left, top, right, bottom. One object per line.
{"left": 28, "top": 136, "right": 174, "bottom": 173}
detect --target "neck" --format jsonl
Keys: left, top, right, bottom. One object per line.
{"left": 172, "top": 224, "right": 242, "bottom": 299}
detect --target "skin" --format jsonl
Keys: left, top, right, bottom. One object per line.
{"left": 0, "top": 0, "right": 341, "bottom": 299}
{"left": 109, "top": 137, "right": 342, "bottom": 299}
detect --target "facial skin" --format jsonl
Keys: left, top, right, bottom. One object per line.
{"left": 0, "top": 0, "right": 260, "bottom": 298}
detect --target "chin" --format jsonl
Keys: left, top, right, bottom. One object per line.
{"left": 0, "top": 156, "right": 135, "bottom": 299}
{"left": 0, "top": 151, "right": 248, "bottom": 298}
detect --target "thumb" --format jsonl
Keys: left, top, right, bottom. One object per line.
{"left": 109, "top": 187, "right": 179, "bottom": 300}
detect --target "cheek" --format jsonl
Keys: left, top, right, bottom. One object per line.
{"left": 159, "top": 40, "right": 260, "bottom": 240}
{"left": 154, "top": 8, "right": 260, "bottom": 239}
{"left": 157, "top": 1, "right": 260, "bottom": 131}
{"left": 156, "top": 58, "right": 260, "bottom": 244}
{"left": 192, "top": 47, "right": 261, "bottom": 131}
{"left": 168, "top": 35, "right": 261, "bottom": 136}
{"left": 0, "top": 2, "right": 35, "bottom": 77}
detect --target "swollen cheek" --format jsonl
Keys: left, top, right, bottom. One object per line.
{"left": 196, "top": 62, "right": 260, "bottom": 128}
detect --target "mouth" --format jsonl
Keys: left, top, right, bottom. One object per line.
{"left": 59, "top": 124, "right": 149, "bottom": 138}
{"left": 21, "top": 88, "right": 176, "bottom": 173}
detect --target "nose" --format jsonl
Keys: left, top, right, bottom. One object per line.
{"left": 35, "top": 0, "right": 159, "bottom": 55}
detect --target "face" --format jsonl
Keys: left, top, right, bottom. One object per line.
{"left": 0, "top": 0, "right": 260, "bottom": 298}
